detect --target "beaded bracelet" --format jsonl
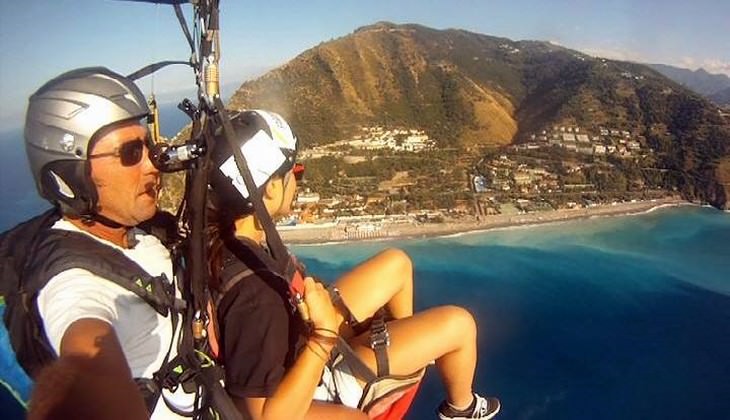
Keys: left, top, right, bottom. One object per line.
{"left": 313, "top": 327, "right": 338, "bottom": 339}
{"left": 310, "top": 334, "right": 337, "bottom": 346}
{"left": 306, "top": 339, "right": 334, "bottom": 362}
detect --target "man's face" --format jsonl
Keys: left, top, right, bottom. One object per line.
{"left": 88, "top": 121, "right": 160, "bottom": 226}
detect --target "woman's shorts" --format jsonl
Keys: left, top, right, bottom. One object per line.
{"left": 313, "top": 354, "right": 364, "bottom": 408}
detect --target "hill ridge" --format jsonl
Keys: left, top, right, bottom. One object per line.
{"left": 228, "top": 22, "right": 730, "bottom": 209}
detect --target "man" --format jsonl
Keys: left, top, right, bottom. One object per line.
{"left": 16, "top": 67, "right": 194, "bottom": 419}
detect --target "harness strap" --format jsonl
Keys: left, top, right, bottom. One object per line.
{"left": 135, "top": 270, "right": 183, "bottom": 414}
{"left": 332, "top": 310, "right": 392, "bottom": 383}
{"left": 30, "top": 229, "right": 186, "bottom": 317}
{"left": 369, "top": 309, "right": 390, "bottom": 377}
{"left": 329, "top": 287, "right": 360, "bottom": 328}
{"left": 335, "top": 337, "right": 377, "bottom": 383}
{"left": 329, "top": 286, "right": 391, "bottom": 377}
{"left": 214, "top": 267, "right": 254, "bottom": 308}
{"left": 194, "top": 362, "right": 241, "bottom": 420}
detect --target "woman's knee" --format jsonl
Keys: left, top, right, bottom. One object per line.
{"left": 379, "top": 247, "right": 413, "bottom": 275}
{"left": 441, "top": 305, "right": 477, "bottom": 339}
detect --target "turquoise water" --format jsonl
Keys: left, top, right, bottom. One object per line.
{"left": 294, "top": 206, "right": 730, "bottom": 420}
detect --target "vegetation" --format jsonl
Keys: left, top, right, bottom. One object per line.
{"left": 223, "top": 22, "right": 730, "bottom": 209}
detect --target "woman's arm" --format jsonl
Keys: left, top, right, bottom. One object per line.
{"left": 239, "top": 277, "right": 366, "bottom": 420}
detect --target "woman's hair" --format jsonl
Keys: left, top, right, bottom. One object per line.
{"left": 206, "top": 207, "right": 235, "bottom": 292}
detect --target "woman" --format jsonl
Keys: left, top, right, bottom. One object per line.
{"left": 207, "top": 110, "right": 500, "bottom": 420}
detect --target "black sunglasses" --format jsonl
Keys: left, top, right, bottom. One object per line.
{"left": 88, "top": 139, "right": 145, "bottom": 167}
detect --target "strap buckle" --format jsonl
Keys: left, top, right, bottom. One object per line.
{"left": 369, "top": 322, "right": 390, "bottom": 349}
{"left": 329, "top": 286, "right": 360, "bottom": 328}
{"left": 368, "top": 311, "right": 391, "bottom": 377}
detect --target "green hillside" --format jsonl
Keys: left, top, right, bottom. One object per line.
{"left": 225, "top": 22, "right": 730, "bottom": 209}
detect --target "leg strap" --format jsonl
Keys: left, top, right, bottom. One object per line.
{"left": 329, "top": 287, "right": 391, "bottom": 377}
{"left": 369, "top": 309, "right": 390, "bottom": 377}
{"left": 329, "top": 286, "right": 360, "bottom": 328}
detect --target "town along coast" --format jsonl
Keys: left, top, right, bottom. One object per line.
{"left": 280, "top": 196, "right": 688, "bottom": 245}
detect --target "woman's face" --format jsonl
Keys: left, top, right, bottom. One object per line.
{"left": 267, "top": 169, "right": 298, "bottom": 218}
{"left": 280, "top": 169, "right": 299, "bottom": 215}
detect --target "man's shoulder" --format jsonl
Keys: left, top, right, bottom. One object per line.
{"left": 29, "top": 220, "right": 166, "bottom": 288}
{"left": 51, "top": 218, "right": 167, "bottom": 254}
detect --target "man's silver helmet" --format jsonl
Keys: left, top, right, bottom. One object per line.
{"left": 24, "top": 67, "right": 150, "bottom": 216}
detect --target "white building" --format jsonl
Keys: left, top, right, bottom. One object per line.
{"left": 593, "top": 145, "right": 607, "bottom": 155}
{"left": 296, "top": 192, "right": 321, "bottom": 205}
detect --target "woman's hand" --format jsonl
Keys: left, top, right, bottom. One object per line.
{"left": 302, "top": 277, "right": 339, "bottom": 333}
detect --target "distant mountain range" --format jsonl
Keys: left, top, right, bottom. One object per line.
{"left": 228, "top": 22, "right": 730, "bottom": 208}
{"left": 709, "top": 86, "right": 730, "bottom": 106}
{"left": 648, "top": 64, "right": 730, "bottom": 106}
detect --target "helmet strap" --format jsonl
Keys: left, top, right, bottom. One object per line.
{"left": 81, "top": 212, "right": 126, "bottom": 230}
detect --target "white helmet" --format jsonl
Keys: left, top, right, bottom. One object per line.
{"left": 208, "top": 110, "right": 298, "bottom": 219}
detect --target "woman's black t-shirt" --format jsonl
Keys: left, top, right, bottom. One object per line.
{"left": 215, "top": 237, "right": 307, "bottom": 398}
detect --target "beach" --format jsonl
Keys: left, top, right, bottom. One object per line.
{"left": 280, "top": 196, "right": 689, "bottom": 244}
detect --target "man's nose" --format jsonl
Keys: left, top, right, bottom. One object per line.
{"left": 142, "top": 145, "right": 160, "bottom": 175}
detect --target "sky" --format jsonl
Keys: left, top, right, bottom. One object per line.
{"left": 0, "top": 0, "right": 728, "bottom": 131}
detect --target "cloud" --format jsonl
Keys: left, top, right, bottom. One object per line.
{"left": 666, "top": 57, "right": 730, "bottom": 76}
{"left": 679, "top": 57, "right": 697, "bottom": 68}
{"left": 576, "top": 46, "right": 730, "bottom": 77}
{"left": 701, "top": 59, "right": 730, "bottom": 76}
{"left": 576, "top": 46, "right": 645, "bottom": 63}
{"left": 675, "top": 57, "right": 730, "bottom": 76}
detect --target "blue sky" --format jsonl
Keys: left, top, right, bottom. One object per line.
{"left": 1, "top": 0, "right": 728, "bottom": 131}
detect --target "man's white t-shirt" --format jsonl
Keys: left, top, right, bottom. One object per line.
{"left": 36, "top": 219, "right": 195, "bottom": 418}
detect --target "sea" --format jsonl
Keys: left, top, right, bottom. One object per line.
{"left": 293, "top": 206, "right": 730, "bottom": 419}
{"left": 2, "top": 109, "right": 730, "bottom": 419}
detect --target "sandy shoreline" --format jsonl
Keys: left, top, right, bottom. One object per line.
{"left": 281, "top": 197, "right": 692, "bottom": 245}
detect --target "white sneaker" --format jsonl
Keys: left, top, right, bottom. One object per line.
{"left": 437, "top": 393, "right": 501, "bottom": 420}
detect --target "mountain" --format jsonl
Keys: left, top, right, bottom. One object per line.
{"left": 228, "top": 22, "right": 730, "bottom": 209}
{"left": 710, "top": 86, "right": 730, "bottom": 107}
{"left": 229, "top": 22, "right": 529, "bottom": 148}
{"left": 648, "top": 64, "right": 730, "bottom": 105}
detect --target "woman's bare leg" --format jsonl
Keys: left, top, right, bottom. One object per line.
{"left": 329, "top": 249, "right": 481, "bottom": 407}
{"left": 347, "top": 305, "right": 479, "bottom": 408}
{"left": 334, "top": 248, "right": 413, "bottom": 322}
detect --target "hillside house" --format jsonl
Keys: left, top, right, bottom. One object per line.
{"left": 296, "top": 191, "right": 321, "bottom": 205}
